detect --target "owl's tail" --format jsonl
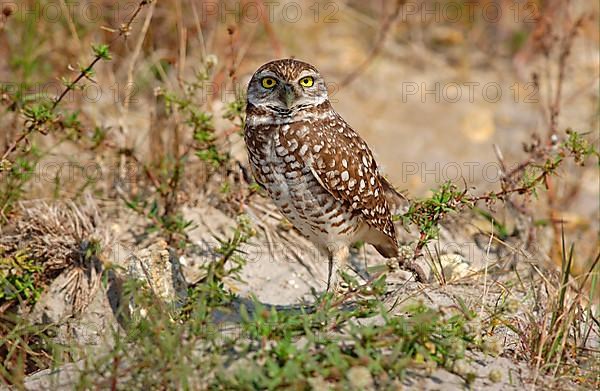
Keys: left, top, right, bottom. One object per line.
{"left": 374, "top": 242, "right": 400, "bottom": 259}
{"left": 380, "top": 176, "right": 408, "bottom": 215}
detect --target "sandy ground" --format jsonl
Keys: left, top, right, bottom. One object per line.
{"left": 8, "top": 197, "right": 589, "bottom": 390}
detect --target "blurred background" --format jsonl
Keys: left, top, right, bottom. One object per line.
{"left": 0, "top": 0, "right": 598, "bottom": 266}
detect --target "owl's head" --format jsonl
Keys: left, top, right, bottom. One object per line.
{"left": 246, "top": 59, "right": 329, "bottom": 113}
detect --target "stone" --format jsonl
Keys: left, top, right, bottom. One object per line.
{"left": 346, "top": 366, "right": 374, "bottom": 390}
{"left": 126, "top": 239, "right": 187, "bottom": 314}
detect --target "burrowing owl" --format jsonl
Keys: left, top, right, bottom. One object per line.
{"left": 244, "top": 59, "right": 402, "bottom": 291}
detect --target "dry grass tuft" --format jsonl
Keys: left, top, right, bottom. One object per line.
{"left": 0, "top": 196, "right": 109, "bottom": 314}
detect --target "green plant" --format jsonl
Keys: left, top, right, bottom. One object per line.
{"left": 0, "top": 250, "right": 44, "bottom": 306}
{"left": 0, "top": 146, "right": 41, "bottom": 219}
{"left": 398, "top": 129, "right": 599, "bottom": 261}
{"left": 401, "top": 181, "right": 468, "bottom": 258}
{"left": 215, "top": 296, "right": 479, "bottom": 389}
{"left": 182, "top": 215, "right": 255, "bottom": 318}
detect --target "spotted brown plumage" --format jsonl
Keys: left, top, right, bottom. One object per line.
{"left": 244, "top": 59, "right": 400, "bottom": 291}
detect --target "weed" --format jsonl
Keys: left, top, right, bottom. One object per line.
{"left": 399, "top": 129, "right": 599, "bottom": 261}
{"left": 515, "top": 230, "right": 600, "bottom": 386}
{"left": 0, "top": 250, "right": 44, "bottom": 306}
{"left": 215, "top": 297, "right": 478, "bottom": 389}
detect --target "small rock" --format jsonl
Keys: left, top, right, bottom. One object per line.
{"left": 438, "top": 253, "right": 470, "bottom": 280}
{"left": 482, "top": 337, "right": 504, "bottom": 357}
{"left": 488, "top": 368, "right": 503, "bottom": 383}
{"left": 307, "top": 375, "right": 332, "bottom": 391}
{"left": 127, "top": 239, "right": 187, "bottom": 313}
{"left": 179, "top": 255, "right": 188, "bottom": 266}
{"left": 452, "top": 359, "right": 472, "bottom": 378}
{"left": 390, "top": 245, "right": 432, "bottom": 282}
{"left": 28, "top": 268, "right": 118, "bottom": 347}
{"left": 346, "top": 366, "right": 374, "bottom": 390}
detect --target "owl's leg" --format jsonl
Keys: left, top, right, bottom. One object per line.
{"left": 326, "top": 245, "right": 349, "bottom": 292}
{"left": 326, "top": 254, "right": 335, "bottom": 292}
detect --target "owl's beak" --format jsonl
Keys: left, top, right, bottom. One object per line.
{"left": 281, "top": 84, "right": 296, "bottom": 109}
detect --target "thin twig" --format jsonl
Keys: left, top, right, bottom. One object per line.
{"left": 339, "top": 0, "right": 405, "bottom": 88}
{"left": 548, "top": 16, "right": 584, "bottom": 136}
{"left": 124, "top": 0, "right": 157, "bottom": 111}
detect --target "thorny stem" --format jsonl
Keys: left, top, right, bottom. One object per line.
{"left": 50, "top": 56, "right": 103, "bottom": 112}
{"left": 407, "top": 151, "right": 568, "bottom": 262}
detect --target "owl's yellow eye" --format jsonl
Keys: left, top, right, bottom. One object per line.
{"left": 261, "top": 77, "right": 277, "bottom": 89}
{"left": 299, "top": 76, "right": 314, "bottom": 87}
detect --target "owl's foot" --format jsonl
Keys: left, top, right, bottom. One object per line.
{"left": 333, "top": 282, "right": 350, "bottom": 295}
{"left": 325, "top": 266, "right": 349, "bottom": 294}
{"left": 326, "top": 278, "right": 350, "bottom": 296}
{"left": 325, "top": 272, "right": 343, "bottom": 293}
{"left": 326, "top": 246, "right": 350, "bottom": 293}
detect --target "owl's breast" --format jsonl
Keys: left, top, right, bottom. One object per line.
{"left": 257, "top": 132, "right": 323, "bottom": 211}
{"left": 246, "top": 125, "right": 360, "bottom": 246}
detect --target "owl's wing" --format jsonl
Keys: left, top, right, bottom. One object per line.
{"left": 379, "top": 175, "right": 409, "bottom": 215}
{"left": 298, "top": 117, "right": 399, "bottom": 257}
